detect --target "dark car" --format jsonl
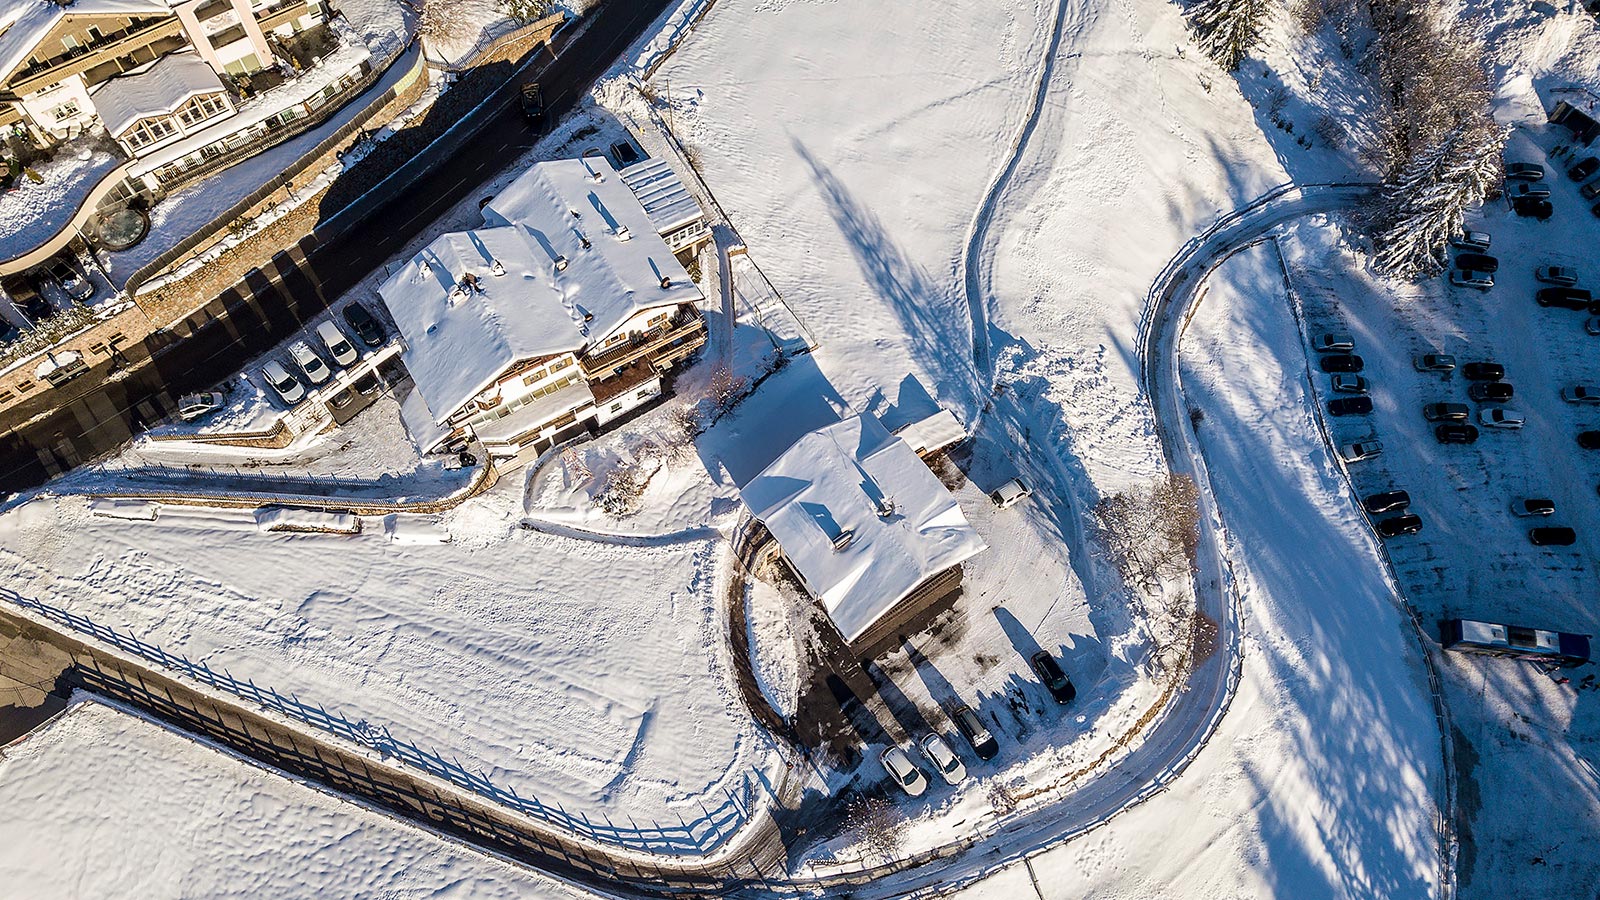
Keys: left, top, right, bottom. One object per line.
{"left": 1571, "top": 157, "right": 1600, "bottom": 181}
{"left": 1584, "top": 179, "right": 1600, "bottom": 200}
{"left": 519, "top": 81, "right": 544, "bottom": 123}
{"left": 1364, "top": 490, "right": 1411, "bottom": 514}
{"left": 1319, "top": 354, "right": 1363, "bottom": 373}
{"left": 1030, "top": 651, "right": 1076, "bottom": 704}
{"left": 46, "top": 257, "right": 94, "bottom": 303}
{"left": 1506, "top": 162, "right": 1544, "bottom": 180}
{"left": 1537, "top": 287, "right": 1592, "bottom": 310}
{"left": 1377, "top": 514, "right": 1423, "bottom": 537}
{"left": 951, "top": 705, "right": 998, "bottom": 761}
{"left": 1436, "top": 423, "right": 1479, "bottom": 444}
{"left": 1455, "top": 252, "right": 1498, "bottom": 273}
{"left": 1328, "top": 396, "right": 1373, "bottom": 416}
{"left": 1462, "top": 362, "right": 1504, "bottom": 381}
{"left": 1468, "top": 382, "right": 1513, "bottom": 402}
{"left": 1580, "top": 430, "right": 1600, "bottom": 450}
{"left": 1423, "top": 402, "right": 1469, "bottom": 422}
{"left": 1515, "top": 197, "right": 1553, "bottom": 220}
{"left": 1529, "top": 526, "right": 1577, "bottom": 546}
{"left": 342, "top": 302, "right": 387, "bottom": 348}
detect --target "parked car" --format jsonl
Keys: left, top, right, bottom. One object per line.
{"left": 1584, "top": 179, "right": 1600, "bottom": 200}
{"left": 1506, "top": 162, "right": 1544, "bottom": 180}
{"left": 1512, "top": 498, "right": 1556, "bottom": 517}
{"left": 1328, "top": 396, "right": 1373, "bottom": 416}
{"left": 1312, "top": 332, "right": 1355, "bottom": 352}
{"left": 1587, "top": 316, "right": 1600, "bottom": 336}
{"left": 315, "top": 320, "right": 358, "bottom": 367}
{"left": 1515, "top": 197, "right": 1554, "bottom": 220}
{"left": 1450, "top": 230, "right": 1491, "bottom": 252}
{"left": 1563, "top": 385, "right": 1600, "bottom": 404}
{"left": 880, "top": 746, "right": 927, "bottom": 797}
{"left": 1414, "top": 353, "right": 1456, "bottom": 373}
{"left": 519, "top": 81, "right": 544, "bottom": 124}
{"left": 1423, "top": 402, "right": 1470, "bottom": 422}
{"left": 1455, "top": 253, "right": 1498, "bottom": 273}
{"left": 1030, "top": 651, "right": 1076, "bottom": 704}
{"left": 261, "top": 360, "right": 305, "bottom": 405}
{"left": 1450, "top": 269, "right": 1493, "bottom": 290}
{"left": 289, "top": 340, "right": 330, "bottom": 384}
{"left": 1571, "top": 156, "right": 1600, "bottom": 181}
{"left": 1468, "top": 382, "right": 1513, "bottom": 402}
{"left": 1376, "top": 514, "right": 1424, "bottom": 537}
{"left": 1537, "top": 287, "right": 1592, "bottom": 309}
{"left": 951, "top": 705, "right": 998, "bottom": 761}
{"left": 1331, "top": 374, "right": 1368, "bottom": 394}
{"left": 342, "top": 302, "right": 387, "bottom": 348}
{"left": 18, "top": 292, "right": 53, "bottom": 324}
{"left": 1435, "top": 423, "right": 1479, "bottom": 444}
{"left": 1462, "top": 362, "right": 1504, "bottom": 381}
{"left": 1580, "top": 430, "right": 1600, "bottom": 450}
{"left": 990, "top": 477, "right": 1031, "bottom": 509}
{"left": 1479, "top": 408, "right": 1525, "bottom": 429}
{"left": 46, "top": 257, "right": 93, "bottom": 303}
{"left": 176, "top": 391, "right": 224, "bottom": 422}
{"left": 1536, "top": 265, "right": 1579, "bottom": 286}
{"left": 1321, "top": 354, "right": 1364, "bottom": 373}
{"left": 1341, "top": 439, "right": 1383, "bottom": 462}
{"left": 1509, "top": 180, "right": 1553, "bottom": 200}
{"left": 1364, "top": 490, "right": 1411, "bottom": 514}
{"left": 1529, "top": 526, "right": 1577, "bottom": 546}
{"left": 920, "top": 734, "right": 967, "bottom": 785}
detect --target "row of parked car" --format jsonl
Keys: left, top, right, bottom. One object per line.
{"left": 881, "top": 650, "right": 1074, "bottom": 796}
{"left": 260, "top": 303, "right": 386, "bottom": 406}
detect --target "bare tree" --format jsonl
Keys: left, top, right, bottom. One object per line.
{"left": 707, "top": 364, "right": 747, "bottom": 414}
{"left": 593, "top": 464, "right": 646, "bottom": 518}
{"left": 841, "top": 794, "right": 903, "bottom": 865}
{"left": 1092, "top": 473, "right": 1202, "bottom": 589}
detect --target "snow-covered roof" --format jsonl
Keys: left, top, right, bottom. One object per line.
{"left": 618, "top": 157, "right": 702, "bottom": 234}
{"left": 740, "top": 414, "right": 987, "bottom": 642}
{"left": 893, "top": 408, "right": 967, "bottom": 457}
{"left": 381, "top": 157, "right": 701, "bottom": 430}
{"left": 91, "top": 50, "right": 225, "bottom": 136}
{"left": 0, "top": 0, "right": 175, "bottom": 85}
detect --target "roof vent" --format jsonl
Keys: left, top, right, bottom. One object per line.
{"left": 583, "top": 310, "right": 594, "bottom": 322}
{"left": 418, "top": 259, "right": 432, "bottom": 278}
{"left": 491, "top": 258, "right": 506, "bottom": 276}
{"left": 449, "top": 285, "right": 466, "bottom": 303}
{"left": 614, "top": 224, "right": 631, "bottom": 242}
{"left": 831, "top": 529, "right": 855, "bottom": 552}
{"left": 659, "top": 275, "right": 672, "bottom": 290}
{"left": 570, "top": 208, "right": 581, "bottom": 218}
{"left": 592, "top": 169, "right": 604, "bottom": 183}
{"left": 554, "top": 255, "right": 569, "bottom": 271}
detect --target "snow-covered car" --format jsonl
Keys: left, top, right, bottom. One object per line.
{"left": 289, "top": 340, "right": 331, "bottom": 384}
{"left": 315, "top": 320, "right": 358, "bottom": 367}
{"left": 1508, "top": 181, "right": 1552, "bottom": 200}
{"left": 1450, "top": 230, "right": 1491, "bottom": 252}
{"left": 1478, "top": 408, "right": 1525, "bottom": 429}
{"left": 1330, "top": 374, "right": 1368, "bottom": 394}
{"left": 1505, "top": 162, "right": 1544, "bottom": 181}
{"left": 1450, "top": 269, "right": 1492, "bottom": 290}
{"left": 1414, "top": 353, "right": 1456, "bottom": 373}
{"left": 1512, "top": 498, "right": 1555, "bottom": 517}
{"left": 920, "top": 734, "right": 967, "bottom": 785}
{"left": 990, "top": 477, "right": 1031, "bottom": 509}
{"left": 176, "top": 391, "right": 224, "bottom": 422}
{"left": 880, "top": 746, "right": 927, "bottom": 797}
{"left": 261, "top": 360, "right": 305, "bottom": 405}
{"left": 1312, "top": 332, "right": 1354, "bottom": 352}
{"left": 1536, "top": 265, "right": 1579, "bottom": 286}
{"left": 951, "top": 705, "right": 997, "bottom": 761}
{"left": 1564, "top": 386, "right": 1600, "bottom": 404}
{"left": 1341, "top": 439, "right": 1383, "bottom": 462}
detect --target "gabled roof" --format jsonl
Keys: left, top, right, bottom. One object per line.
{"left": 90, "top": 50, "right": 225, "bottom": 135}
{"left": 378, "top": 157, "right": 701, "bottom": 431}
{"left": 740, "top": 414, "right": 987, "bottom": 642}
{"left": 0, "top": 0, "right": 175, "bottom": 86}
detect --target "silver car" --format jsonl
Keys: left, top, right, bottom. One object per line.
{"left": 1536, "top": 265, "right": 1579, "bottom": 286}
{"left": 316, "top": 320, "right": 359, "bottom": 368}
{"left": 290, "top": 340, "right": 331, "bottom": 384}
{"left": 920, "top": 734, "right": 967, "bottom": 785}
{"left": 261, "top": 360, "right": 304, "bottom": 405}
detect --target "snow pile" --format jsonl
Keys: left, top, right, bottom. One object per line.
{"left": 334, "top": 0, "right": 417, "bottom": 64}
{"left": 255, "top": 506, "right": 362, "bottom": 534}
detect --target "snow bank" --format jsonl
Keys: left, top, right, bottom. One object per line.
{"left": 88, "top": 498, "right": 159, "bottom": 521}
{"left": 255, "top": 506, "right": 362, "bottom": 534}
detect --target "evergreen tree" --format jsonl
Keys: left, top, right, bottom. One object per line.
{"left": 1187, "top": 0, "right": 1272, "bottom": 71}
{"left": 1373, "top": 118, "right": 1504, "bottom": 278}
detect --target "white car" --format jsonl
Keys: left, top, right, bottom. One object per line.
{"left": 1563, "top": 386, "right": 1600, "bottom": 404}
{"left": 1341, "top": 439, "right": 1382, "bottom": 462}
{"left": 920, "top": 734, "right": 967, "bottom": 785}
{"left": 1449, "top": 269, "right": 1492, "bottom": 290}
{"left": 1536, "top": 265, "right": 1579, "bottom": 287}
{"left": 880, "top": 746, "right": 927, "bottom": 797}
{"left": 176, "top": 391, "right": 224, "bottom": 422}
{"left": 290, "top": 339, "right": 331, "bottom": 384}
{"left": 990, "top": 477, "right": 1031, "bottom": 509}
{"left": 1450, "top": 230, "right": 1491, "bottom": 252}
{"left": 315, "top": 320, "right": 359, "bottom": 368}
{"left": 1478, "top": 408, "right": 1525, "bottom": 429}
{"left": 261, "top": 360, "right": 305, "bottom": 405}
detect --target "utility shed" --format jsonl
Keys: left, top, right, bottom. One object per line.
{"left": 740, "top": 414, "right": 987, "bottom": 643}
{"left": 893, "top": 408, "right": 967, "bottom": 458}
{"left": 1550, "top": 100, "right": 1600, "bottom": 145}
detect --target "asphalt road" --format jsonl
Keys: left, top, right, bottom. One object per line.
{"left": 0, "top": 0, "right": 674, "bottom": 493}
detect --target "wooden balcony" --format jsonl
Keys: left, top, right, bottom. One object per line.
{"left": 12, "top": 19, "right": 186, "bottom": 96}
{"left": 579, "top": 312, "right": 707, "bottom": 379}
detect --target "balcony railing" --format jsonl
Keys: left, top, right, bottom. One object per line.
{"left": 11, "top": 19, "right": 186, "bottom": 95}
{"left": 579, "top": 312, "right": 707, "bottom": 378}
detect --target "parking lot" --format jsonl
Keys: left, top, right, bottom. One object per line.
{"left": 1281, "top": 131, "right": 1600, "bottom": 638}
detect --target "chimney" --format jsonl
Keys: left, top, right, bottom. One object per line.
{"left": 554, "top": 255, "right": 569, "bottom": 271}
{"left": 831, "top": 529, "right": 855, "bottom": 552}
{"left": 614, "top": 224, "right": 631, "bottom": 242}
{"left": 659, "top": 275, "right": 672, "bottom": 290}
{"left": 418, "top": 259, "right": 432, "bottom": 278}
{"left": 876, "top": 496, "right": 896, "bottom": 519}
{"left": 491, "top": 258, "right": 506, "bottom": 276}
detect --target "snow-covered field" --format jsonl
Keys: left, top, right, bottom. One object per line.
{"left": 0, "top": 697, "right": 590, "bottom": 899}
